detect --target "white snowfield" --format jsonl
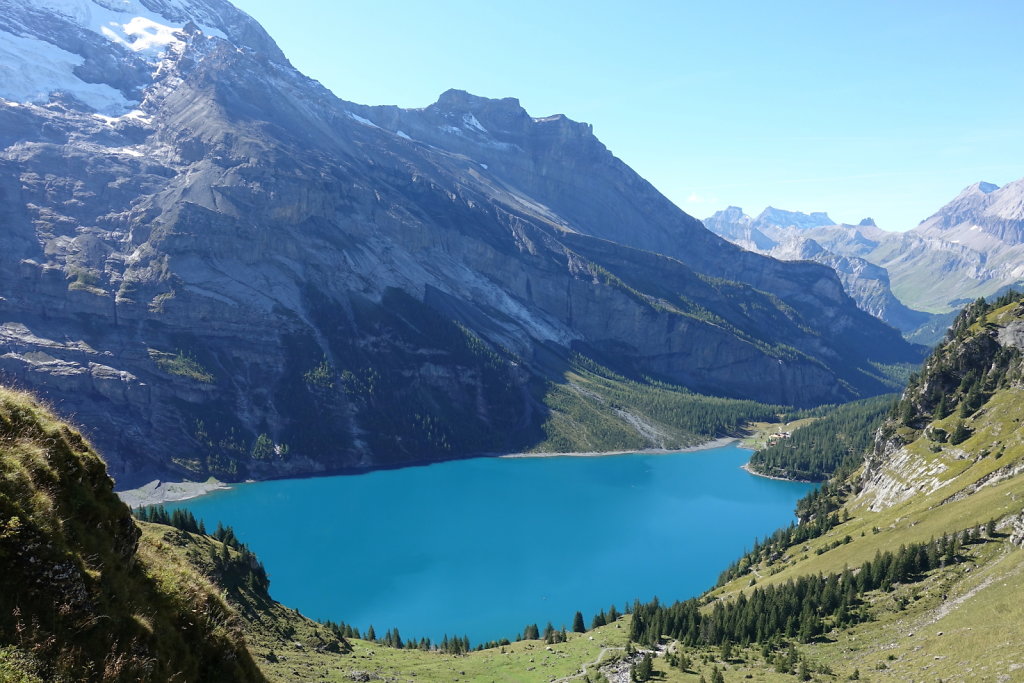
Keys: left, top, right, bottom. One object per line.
{"left": 0, "top": 28, "right": 130, "bottom": 112}
{"left": 0, "top": 0, "right": 225, "bottom": 114}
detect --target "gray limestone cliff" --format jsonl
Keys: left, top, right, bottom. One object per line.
{"left": 0, "top": 0, "right": 923, "bottom": 485}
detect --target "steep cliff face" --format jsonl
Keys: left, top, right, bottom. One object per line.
{"left": 858, "top": 294, "right": 1024, "bottom": 511}
{"left": 0, "top": 0, "right": 922, "bottom": 485}
{"left": 769, "top": 236, "right": 931, "bottom": 333}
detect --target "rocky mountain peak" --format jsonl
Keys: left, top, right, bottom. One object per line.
{"left": 858, "top": 217, "right": 877, "bottom": 227}
{"left": 755, "top": 207, "right": 835, "bottom": 230}
{"left": 434, "top": 88, "right": 521, "bottom": 112}
{"left": 914, "top": 177, "right": 1024, "bottom": 245}
{"left": 708, "top": 206, "right": 752, "bottom": 223}
{"left": 943, "top": 180, "right": 999, "bottom": 205}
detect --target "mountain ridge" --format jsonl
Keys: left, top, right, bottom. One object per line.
{"left": 0, "top": 0, "right": 921, "bottom": 486}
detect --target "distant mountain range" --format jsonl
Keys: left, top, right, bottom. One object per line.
{"left": 704, "top": 178, "right": 1024, "bottom": 343}
{"left": 0, "top": 0, "right": 921, "bottom": 485}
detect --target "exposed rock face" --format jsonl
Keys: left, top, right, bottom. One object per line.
{"left": 1011, "top": 512, "right": 1024, "bottom": 547}
{"left": 754, "top": 207, "right": 834, "bottom": 234}
{"left": 857, "top": 297, "right": 1024, "bottom": 511}
{"left": 709, "top": 180, "right": 1024, "bottom": 318}
{"left": 769, "top": 237, "right": 932, "bottom": 334}
{"left": 703, "top": 207, "right": 933, "bottom": 335}
{"left": 698, "top": 206, "right": 775, "bottom": 252}
{"left": 0, "top": 0, "right": 923, "bottom": 485}
{"left": 885, "top": 179, "right": 1024, "bottom": 311}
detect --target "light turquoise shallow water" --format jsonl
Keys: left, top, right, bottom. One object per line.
{"left": 168, "top": 444, "right": 814, "bottom": 644}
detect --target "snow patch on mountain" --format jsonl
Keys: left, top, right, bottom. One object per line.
{"left": 462, "top": 112, "right": 487, "bottom": 133}
{"left": 101, "top": 15, "right": 183, "bottom": 53}
{"left": 31, "top": 0, "right": 224, "bottom": 60}
{"left": 0, "top": 28, "right": 131, "bottom": 112}
{"left": 345, "top": 111, "right": 379, "bottom": 128}
{"left": 93, "top": 108, "right": 153, "bottom": 125}
{"left": 0, "top": 0, "right": 229, "bottom": 114}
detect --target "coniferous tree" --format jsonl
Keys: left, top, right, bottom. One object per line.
{"left": 573, "top": 611, "right": 586, "bottom": 633}
{"left": 632, "top": 653, "right": 653, "bottom": 682}
{"left": 950, "top": 420, "right": 970, "bottom": 445}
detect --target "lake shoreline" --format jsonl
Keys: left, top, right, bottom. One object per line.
{"left": 118, "top": 436, "right": 745, "bottom": 507}
{"left": 500, "top": 436, "right": 740, "bottom": 459}
{"left": 117, "top": 478, "right": 234, "bottom": 508}
{"left": 740, "top": 462, "right": 818, "bottom": 484}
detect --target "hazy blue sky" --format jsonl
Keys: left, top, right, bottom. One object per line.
{"left": 230, "top": 0, "right": 1023, "bottom": 231}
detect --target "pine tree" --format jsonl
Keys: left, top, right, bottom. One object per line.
{"left": 899, "top": 399, "right": 915, "bottom": 426}
{"left": 986, "top": 518, "right": 997, "bottom": 536}
{"left": 573, "top": 611, "right": 586, "bottom": 633}
{"left": 632, "top": 654, "right": 653, "bottom": 682}
{"left": 366, "top": 625, "right": 376, "bottom": 642}
{"left": 950, "top": 420, "right": 970, "bottom": 445}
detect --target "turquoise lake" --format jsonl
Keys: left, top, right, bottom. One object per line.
{"left": 168, "top": 443, "right": 815, "bottom": 644}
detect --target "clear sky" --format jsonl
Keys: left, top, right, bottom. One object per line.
{"left": 229, "top": 0, "right": 1024, "bottom": 231}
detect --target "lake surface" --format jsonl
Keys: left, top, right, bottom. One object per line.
{"left": 168, "top": 443, "right": 814, "bottom": 644}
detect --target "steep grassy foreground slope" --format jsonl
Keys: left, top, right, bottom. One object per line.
{"left": 0, "top": 387, "right": 348, "bottom": 682}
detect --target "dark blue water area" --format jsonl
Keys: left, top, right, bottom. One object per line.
{"left": 167, "top": 443, "right": 815, "bottom": 644}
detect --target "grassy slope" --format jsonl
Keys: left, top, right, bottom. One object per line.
{"left": 693, "top": 301, "right": 1024, "bottom": 680}
{"left": 250, "top": 621, "right": 631, "bottom": 683}
{"left": 0, "top": 386, "right": 340, "bottom": 682}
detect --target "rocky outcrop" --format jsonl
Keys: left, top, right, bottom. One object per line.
{"left": 1011, "top": 512, "right": 1024, "bottom": 547}
{"left": 857, "top": 295, "right": 1024, "bottom": 511}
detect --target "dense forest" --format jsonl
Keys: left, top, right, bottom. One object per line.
{"left": 747, "top": 394, "right": 897, "bottom": 481}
